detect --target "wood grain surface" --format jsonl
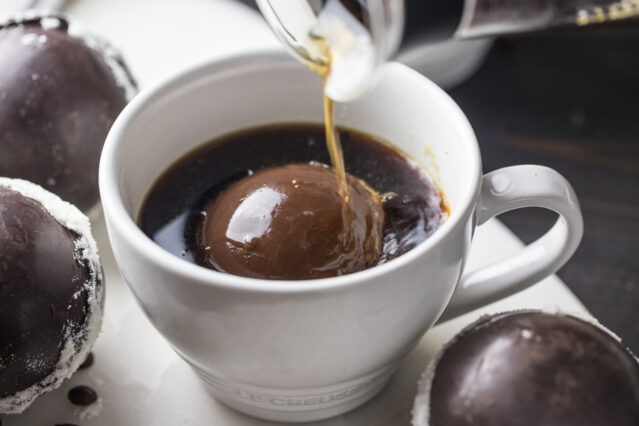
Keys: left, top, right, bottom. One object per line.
{"left": 448, "top": 29, "right": 639, "bottom": 353}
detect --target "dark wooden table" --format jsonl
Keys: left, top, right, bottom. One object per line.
{"left": 448, "top": 29, "right": 639, "bottom": 353}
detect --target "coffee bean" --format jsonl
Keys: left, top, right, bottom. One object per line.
{"left": 68, "top": 385, "right": 98, "bottom": 406}
{"left": 78, "top": 352, "right": 94, "bottom": 370}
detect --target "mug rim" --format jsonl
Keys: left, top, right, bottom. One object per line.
{"left": 99, "top": 49, "right": 483, "bottom": 294}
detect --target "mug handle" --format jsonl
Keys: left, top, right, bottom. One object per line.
{"left": 439, "top": 165, "right": 583, "bottom": 322}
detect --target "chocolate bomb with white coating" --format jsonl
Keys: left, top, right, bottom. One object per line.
{"left": 0, "top": 178, "right": 103, "bottom": 414}
{"left": 0, "top": 12, "right": 136, "bottom": 211}
{"left": 413, "top": 310, "right": 639, "bottom": 426}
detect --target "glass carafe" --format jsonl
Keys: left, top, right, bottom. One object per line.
{"left": 256, "top": 0, "right": 639, "bottom": 101}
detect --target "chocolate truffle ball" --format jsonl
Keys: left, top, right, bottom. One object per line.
{"left": 0, "top": 12, "right": 136, "bottom": 212}
{"left": 0, "top": 177, "right": 103, "bottom": 414}
{"left": 413, "top": 310, "right": 639, "bottom": 426}
{"left": 195, "top": 162, "right": 384, "bottom": 280}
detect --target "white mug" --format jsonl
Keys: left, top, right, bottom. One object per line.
{"left": 99, "top": 51, "right": 583, "bottom": 423}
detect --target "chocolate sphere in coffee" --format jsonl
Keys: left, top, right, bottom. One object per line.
{"left": 414, "top": 311, "right": 639, "bottom": 426}
{"left": 0, "top": 178, "right": 103, "bottom": 414}
{"left": 195, "top": 162, "right": 384, "bottom": 280}
{"left": 0, "top": 14, "right": 134, "bottom": 211}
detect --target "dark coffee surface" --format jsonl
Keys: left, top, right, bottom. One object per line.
{"left": 0, "top": 186, "right": 89, "bottom": 398}
{"left": 0, "top": 23, "right": 128, "bottom": 211}
{"left": 429, "top": 311, "right": 639, "bottom": 426}
{"left": 139, "top": 124, "right": 447, "bottom": 277}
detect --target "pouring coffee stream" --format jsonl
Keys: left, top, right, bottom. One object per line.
{"left": 257, "top": 0, "right": 639, "bottom": 102}
{"left": 299, "top": 30, "right": 353, "bottom": 235}
{"left": 318, "top": 53, "right": 349, "bottom": 203}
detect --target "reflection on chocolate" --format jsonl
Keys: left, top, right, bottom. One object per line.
{"left": 0, "top": 179, "right": 103, "bottom": 414}
{"left": 195, "top": 162, "right": 384, "bottom": 280}
{"left": 416, "top": 311, "right": 639, "bottom": 426}
{"left": 0, "top": 14, "right": 135, "bottom": 211}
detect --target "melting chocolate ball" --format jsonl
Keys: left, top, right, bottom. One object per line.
{"left": 0, "top": 178, "right": 103, "bottom": 414}
{"left": 0, "top": 12, "right": 136, "bottom": 211}
{"left": 413, "top": 311, "right": 639, "bottom": 426}
{"left": 195, "top": 162, "right": 384, "bottom": 280}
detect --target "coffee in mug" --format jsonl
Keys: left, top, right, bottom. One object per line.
{"left": 139, "top": 124, "right": 448, "bottom": 280}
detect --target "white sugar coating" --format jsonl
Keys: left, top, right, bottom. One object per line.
{"left": 20, "top": 33, "right": 38, "bottom": 46}
{"left": 0, "top": 178, "right": 104, "bottom": 414}
{"left": 40, "top": 16, "right": 62, "bottom": 30}
{"left": 0, "top": 10, "right": 137, "bottom": 101}
{"left": 411, "top": 308, "right": 639, "bottom": 426}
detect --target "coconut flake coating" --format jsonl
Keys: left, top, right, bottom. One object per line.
{"left": 0, "top": 12, "right": 137, "bottom": 211}
{"left": 413, "top": 310, "right": 639, "bottom": 426}
{"left": 0, "top": 178, "right": 103, "bottom": 414}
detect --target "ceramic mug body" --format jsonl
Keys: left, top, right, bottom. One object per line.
{"left": 99, "top": 51, "right": 582, "bottom": 422}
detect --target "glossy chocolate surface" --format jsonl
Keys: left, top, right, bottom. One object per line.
{"left": 196, "top": 162, "right": 384, "bottom": 279}
{"left": 0, "top": 21, "right": 128, "bottom": 210}
{"left": 0, "top": 186, "right": 90, "bottom": 398}
{"left": 429, "top": 311, "right": 639, "bottom": 426}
